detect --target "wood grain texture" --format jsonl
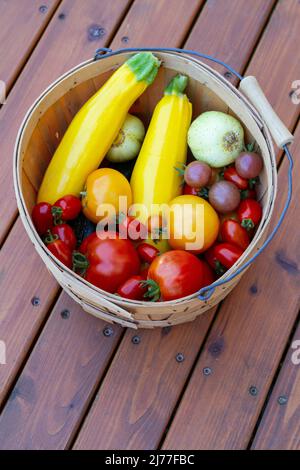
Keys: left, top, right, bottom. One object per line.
{"left": 0, "top": 294, "right": 123, "bottom": 450}
{"left": 0, "top": 0, "right": 130, "bottom": 407}
{"left": 162, "top": 124, "right": 300, "bottom": 450}
{"left": 252, "top": 321, "right": 300, "bottom": 450}
{"left": 74, "top": 313, "right": 214, "bottom": 450}
{"left": 72, "top": 0, "right": 281, "bottom": 450}
{"left": 0, "top": 0, "right": 61, "bottom": 90}
{"left": 0, "top": 0, "right": 203, "bottom": 449}
{"left": 0, "top": 219, "right": 58, "bottom": 406}
{"left": 0, "top": 0, "right": 131, "bottom": 244}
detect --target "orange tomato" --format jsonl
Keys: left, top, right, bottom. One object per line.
{"left": 82, "top": 168, "right": 132, "bottom": 224}
{"left": 168, "top": 195, "right": 219, "bottom": 253}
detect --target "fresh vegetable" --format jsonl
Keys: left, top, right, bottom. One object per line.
{"left": 117, "top": 275, "right": 147, "bottom": 300}
{"left": 130, "top": 74, "right": 192, "bottom": 223}
{"left": 52, "top": 223, "right": 77, "bottom": 251}
{"left": 208, "top": 181, "right": 240, "bottom": 213}
{"left": 204, "top": 246, "right": 226, "bottom": 276}
{"left": 220, "top": 219, "right": 250, "bottom": 250}
{"left": 32, "top": 202, "right": 53, "bottom": 235}
{"left": 137, "top": 243, "right": 160, "bottom": 263}
{"left": 235, "top": 152, "right": 263, "bottom": 179}
{"left": 37, "top": 52, "right": 160, "bottom": 204}
{"left": 118, "top": 213, "right": 148, "bottom": 241}
{"left": 168, "top": 195, "right": 219, "bottom": 253}
{"left": 140, "top": 265, "right": 149, "bottom": 280}
{"left": 213, "top": 243, "right": 243, "bottom": 269}
{"left": 106, "top": 114, "right": 145, "bottom": 162}
{"left": 237, "top": 199, "right": 262, "bottom": 230}
{"left": 142, "top": 236, "right": 170, "bottom": 254}
{"left": 45, "top": 231, "right": 72, "bottom": 268}
{"left": 183, "top": 184, "right": 209, "bottom": 200}
{"left": 224, "top": 167, "right": 248, "bottom": 190}
{"left": 52, "top": 195, "right": 81, "bottom": 222}
{"left": 187, "top": 111, "right": 244, "bottom": 167}
{"left": 75, "top": 232, "right": 140, "bottom": 293}
{"left": 81, "top": 168, "right": 132, "bottom": 224}
{"left": 144, "top": 250, "right": 213, "bottom": 301}
{"left": 184, "top": 161, "right": 212, "bottom": 188}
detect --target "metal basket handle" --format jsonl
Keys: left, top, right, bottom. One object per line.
{"left": 94, "top": 46, "right": 294, "bottom": 302}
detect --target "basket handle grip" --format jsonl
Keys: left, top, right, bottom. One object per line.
{"left": 239, "top": 76, "right": 294, "bottom": 148}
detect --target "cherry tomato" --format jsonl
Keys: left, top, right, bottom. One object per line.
{"left": 184, "top": 161, "right": 212, "bottom": 188}
{"left": 117, "top": 275, "right": 147, "bottom": 300}
{"left": 146, "top": 250, "right": 213, "bottom": 301}
{"left": 76, "top": 232, "right": 140, "bottom": 293}
{"left": 53, "top": 195, "right": 82, "bottom": 222}
{"left": 140, "top": 265, "right": 149, "bottom": 280}
{"left": 118, "top": 214, "right": 148, "bottom": 241}
{"left": 224, "top": 167, "right": 248, "bottom": 190}
{"left": 209, "top": 181, "right": 241, "bottom": 214}
{"left": 214, "top": 243, "right": 243, "bottom": 269}
{"left": 204, "top": 246, "right": 226, "bottom": 276}
{"left": 220, "top": 219, "right": 250, "bottom": 250}
{"left": 45, "top": 231, "right": 72, "bottom": 268}
{"left": 52, "top": 224, "right": 77, "bottom": 251}
{"left": 137, "top": 243, "right": 160, "bottom": 264}
{"left": 235, "top": 152, "right": 263, "bottom": 179}
{"left": 183, "top": 184, "right": 209, "bottom": 200}
{"left": 32, "top": 202, "right": 53, "bottom": 235}
{"left": 240, "top": 188, "right": 256, "bottom": 200}
{"left": 79, "top": 230, "right": 118, "bottom": 253}
{"left": 237, "top": 199, "right": 262, "bottom": 230}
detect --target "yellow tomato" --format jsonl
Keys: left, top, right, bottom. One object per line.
{"left": 142, "top": 236, "right": 171, "bottom": 254}
{"left": 82, "top": 168, "right": 132, "bottom": 224}
{"left": 168, "top": 195, "right": 219, "bottom": 253}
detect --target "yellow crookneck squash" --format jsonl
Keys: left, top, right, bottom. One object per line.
{"left": 130, "top": 74, "right": 192, "bottom": 224}
{"left": 37, "top": 52, "right": 160, "bottom": 204}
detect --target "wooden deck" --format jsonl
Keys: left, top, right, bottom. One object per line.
{"left": 0, "top": 0, "right": 299, "bottom": 450}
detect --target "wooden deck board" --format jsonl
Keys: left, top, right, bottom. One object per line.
{"left": 0, "top": 0, "right": 61, "bottom": 91}
{"left": 0, "top": 0, "right": 299, "bottom": 451}
{"left": 252, "top": 320, "right": 300, "bottom": 450}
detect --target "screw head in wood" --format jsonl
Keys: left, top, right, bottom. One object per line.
{"left": 31, "top": 296, "right": 40, "bottom": 306}
{"left": 61, "top": 309, "right": 70, "bottom": 319}
{"left": 132, "top": 335, "right": 141, "bottom": 345}
{"left": 103, "top": 326, "right": 114, "bottom": 337}
{"left": 203, "top": 367, "right": 212, "bottom": 376}
{"left": 277, "top": 395, "right": 288, "bottom": 405}
{"left": 176, "top": 353, "right": 185, "bottom": 363}
{"left": 121, "top": 36, "right": 129, "bottom": 43}
{"left": 39, "top": 5, "right": 48, "bottom": 13}
{"left": 249, "top": 385, "right": 258, "bottom": 396}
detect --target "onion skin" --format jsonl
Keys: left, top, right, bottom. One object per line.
{"left": 188, "top": 111, "right": 244, "bottom": 167}
{"left": 106, "top": 114, "right": 145, "bottom": 162}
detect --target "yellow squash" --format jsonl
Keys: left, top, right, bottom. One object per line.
{"left": 37, "top": 52, "right": 160, "bottom": 204}
{"left": 130, "top": 74, "right": 192, "bottom": 224}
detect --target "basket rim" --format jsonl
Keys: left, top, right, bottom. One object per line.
{"left": 13, "top": 49, "right": 277, "bottom": 310}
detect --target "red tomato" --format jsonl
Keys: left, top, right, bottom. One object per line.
{"left": 214, "top": 243, "right": 243, "bottom": 269}
{"left": 140, "top": 265, "right": 149, "bottom": 280}
{"left": 45, "top": 232, "right": 72, "bottom": 268}
{"left": 117, "top": 275, "right": 147, "bottom": 300}
{"left": 32, "top": 202, "right": 53, "bottom": 235}
{"left": 220, "top": 220, "right": 250, "bottom": 250}
{"left": 146, "top": 250, "right": 213, "bottom": 301}
{"left": 204, "top": 246, "right": 226, "bottom": 276}
{"left": 137, "top": 243, "right": 160, "bottom": 264}
{"left": 183, "top": 184, "right": 209, "bottom": 200}
{"left": 53, "top": 195, "right": 82, "bottom": 221}
{"left": 79, "top": 230, "right": 118, "bottom": 253}
{"left": 224, "top": 167, "right": 248, "bottom": 190}
{"left": 52, "top": 224, "right": 77, "bottom": 251}
{"left": 237, "top": 199, "right": 262, "bottom": 230}
{"left": 77, "top": 234, "right": 140, "bottom": 293}
{"left": 118, "top": 214, "right": 148, "bottom": 241}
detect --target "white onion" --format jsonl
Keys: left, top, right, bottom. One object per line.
{"left": 187, "top": 111, "right": 244, "bottom": 167}
{"left": 106, "top": 114, "right": 145, "bottom": 162}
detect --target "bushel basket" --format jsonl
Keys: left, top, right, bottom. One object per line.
{"left": 14, "top": 47, "right": 294, "bottom": 329}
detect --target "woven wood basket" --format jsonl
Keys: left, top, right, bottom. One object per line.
{"left": 14, "top": 48, "right": 294, "bottom": 329}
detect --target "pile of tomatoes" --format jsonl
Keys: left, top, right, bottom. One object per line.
{"left": 32, "top": 149, "right": 263, "bottom": 302}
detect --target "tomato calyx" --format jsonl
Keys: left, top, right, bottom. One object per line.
{"left": 241, "top": 218, "right": 255, "bottom": 231}
{"left": 248, "top": 176, "right": 260, "bottom": 189}
{"left": 141, "top": 279, "right": 161, "bottom": 302}
{"left": 51, "top": 206, "right": 63, "bottom": 225}
{"left": 215, "top": 260, "right": 226, "bottom": 276}
{"left": 72, "top": 251, "right": 89, "bottom": 275}
{"left": 44, "top": 229, "right": 59, "bottom": 244}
